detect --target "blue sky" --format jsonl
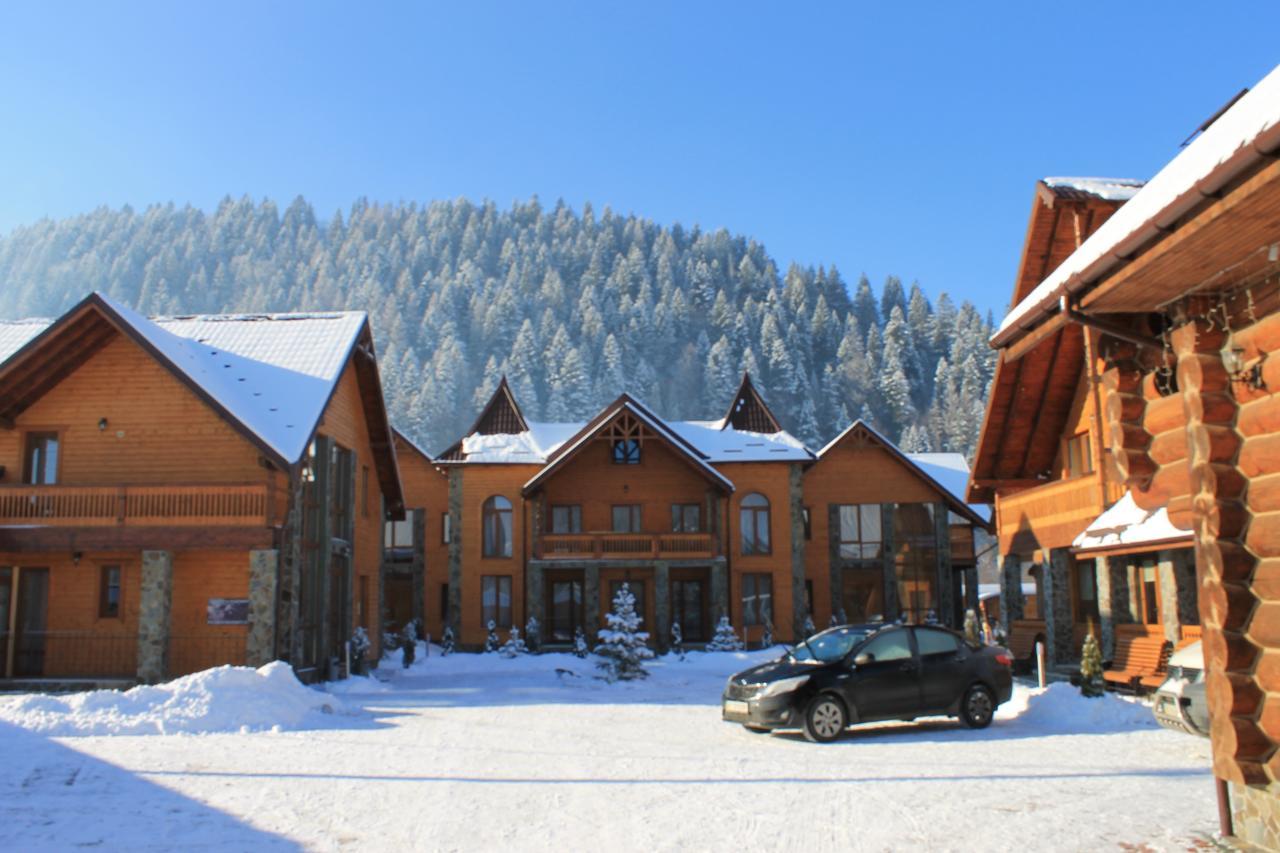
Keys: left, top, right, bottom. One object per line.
{"left": 1, "top": 2, "right": 1276, "bottom": 318}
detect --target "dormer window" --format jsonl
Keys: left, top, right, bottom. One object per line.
{"left": 612, "top": 438, "right": 641, "bottom": 465}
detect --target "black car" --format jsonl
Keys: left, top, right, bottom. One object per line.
{"left": 721, "top": 623, "right": 1014, "bottom": 742}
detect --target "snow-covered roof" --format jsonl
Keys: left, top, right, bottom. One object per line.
{"left": 906, "top": 452, "right": 992, "bottom": 523}
{"left": 1071, "top": 491, "right": 1192, "bottom": 554}
{"left": 977, "top": 583, "right": 1038, "bottom": 601}
{"left": 998, "top": 65, "right": 1280, "bottom": 340}
{"left": 1042, "top": 177, "right": 1145, "bottom": 202}
{"left": 461, "top": 422, "right": 585, "bottom": 464}
{"left": 0, "top": 293, "right": 367, "bottom": 466}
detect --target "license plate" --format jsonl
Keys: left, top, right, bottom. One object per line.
{"left": 724, "top": 700, "right": 749, "bottom": 715}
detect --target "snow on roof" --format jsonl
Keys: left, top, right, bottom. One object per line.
{"left": 98, "top": 295, "right": 365, "bottom": 465}
{"left": 977, "top": 583, "right": 1038, "bottom": 601}
{"left": 669, "top": 421, "right": 814, "bottom": 462}
{"left": 906, "top": 452, "right": 993, "bottom": 523}
{"left": 1071, "top": 491, "right": 1192, "bottom": 553}
{"left": 1042, "top": 177, "right": 1145, "bottom": 202}
{"left": 461, "top": 421, "right": 586, "bottom": 464}
{"left": 999, "top": 65, "right": 1280, "bottom": 339}
{"left": 0, "top": 318, "right": 51, "bottom": 362}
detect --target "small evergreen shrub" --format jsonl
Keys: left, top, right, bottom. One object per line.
{"left": 1080, "top": 632, "right": 1105, "bottom": 698}
{"left": 706, "top": 615, "right": 744, "bottom": 652}
{"left": 595, "top": 583, "right": 654, "bottom": 682}
{"left": 484, "top": 620, "right": 501, "bottom": 653}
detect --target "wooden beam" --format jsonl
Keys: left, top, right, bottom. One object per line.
{"left": 1003, "top": 312, "right": 1070, "bottom": 363}
{"left": 0, "top": 525, "right": 279, "bottom": 551}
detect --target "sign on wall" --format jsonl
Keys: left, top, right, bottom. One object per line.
{"left": 207, "top": 598, "right": 249, "bottom": 625}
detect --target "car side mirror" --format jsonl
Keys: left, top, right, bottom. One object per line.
{"left": 853, "top": 652, "right": 873, "bottom": 667}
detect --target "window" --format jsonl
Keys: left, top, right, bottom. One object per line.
{"left": 859, "top": 629, "right": 913, "bottom": 663}
{"left": 482, "top": 496, "right": 513, "bottom": 558}
{"left": 837, "top": 504, "right": 883, "bottom": 560}
{"left": 551, "top": 505, "right": 583, "bottom": 534}
{"left": 739, "top": 493, "right": 771, "bottom": 555}
{"left": 802, "top": 506, "right": 812, "bottom": 541}
{"left": 893, "top": 503, "right": 937, "bottom": 623}
{"left": 672, "top": 578, "right": 706, "bottom": 641}
{"left": 361, "top": 466, "right": 370, "bottom": 517}
{"left": 481, "top": 576, "right": 512, "bottom": 628}
{"left": 441, "top": 513, "right": 452, "bottom": 544}
{"left": 612, "top": 438, "right": 641, "bottom": 465}
{"left": 804, "top": 580, "right": 814, "bottom": 617}
{"left": 608, "top": 580, "right": 646, "bottom": 625}
{"left": 670, "top": 504, "right": 701, "bottom": 532}
{"left": 611, "top": 504, "right": 642, "bottom": 533}
{"left": 1133, "top": 558, "right": 1160, "bottom": 625}
{"left": 914, "top": 627, "right": 961, "bottom": 657}
{"left": 439, "top": 583, "right": 450, "bottom": 623}
{"left": 384, "top": 517, "right": 413, "bottom": 549}
{"left": 1065, "top": 433, "right": 1094, "bottom": 478}
{"left": 1075, "top": 560, "right": 1100, "bottom": 626}
{"left": 741, "top": 573, "right": 773, "bottom": 626}
{"left": 98, "top": 565, "right": 121, "bottom": 618}
{"left": 23, "top": 432, "right": 58, "bottom": 484}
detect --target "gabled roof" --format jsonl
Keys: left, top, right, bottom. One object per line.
{"left": 436, "top": 376, "right": 529, "bottom": 461}
{"left": 392, "top": 427, "right": 434, "bottom": 464}
{"left": 817, "top": 419, "right": 991, "bottom": 528}
{"left": 0, "top": 292, "right": 403, "bottom": 511}
{"left": 1041, "top": 177, "right": 1145, "bottom": 203}
{"left": 522, "top": 395, "right": 735, "bottom": 496}
{"left": 722, "top": 372, "right": 782, "bottom": 433}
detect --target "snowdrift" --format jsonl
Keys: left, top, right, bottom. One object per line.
{"left": 0, "top": 662, "right": 346, "bottom": 736}
{"left": 997, "top": 682, "right": 1155, "bottom": 734}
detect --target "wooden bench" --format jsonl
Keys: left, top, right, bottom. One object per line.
{"left": 1104, "top": 632, "right": 1172, "bottom": 693}
{"left": 1005, "top": 619, "right": 1046, "bottom": 671}
{"left": 1178, "top": 625, "right": 1202, "bottom": 649}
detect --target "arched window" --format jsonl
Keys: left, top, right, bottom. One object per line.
{"left": 482, "top": 496, "right": 513, "bottom": 558}
{"left": 740, "top": 493, "right": 771, "bottom": 555}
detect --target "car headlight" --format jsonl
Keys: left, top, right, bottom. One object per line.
{"left": 759, "top": 675, "right": 809, "bottom": 699}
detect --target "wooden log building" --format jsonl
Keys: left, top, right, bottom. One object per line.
{"left": 972, "top": 67, "right": 1280, "bottom": 845}
{"left": 392, "top": 373, "right": 992, "bottom": 651}
{"left": 0, "top": 293, "right": 402, "bottom": 686}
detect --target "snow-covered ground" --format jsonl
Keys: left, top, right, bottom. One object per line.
{"left": 0, "top": 647, "right": 1217, "bottom": 851}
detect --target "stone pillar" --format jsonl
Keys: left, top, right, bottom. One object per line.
{"left": 583, "top": 565, "right": 600, "bottom": 637}
{"left": 1231, "top": 782, "right": 1280, "bottom": 850}
{"left": 136, "top": 550, "right": 173, "bottom": 683}
{"left": 446, "top": 468, "right": 463, "bottom": 637}
{"left": 998, "top": 554, "right": 1024, "bottom": 635}
{"left": 934, "top": 502, "right": 954, "bottom": 627}
{"left": 653, "top": 561, "right": 670, "bottom": 653}
{"left": 964, "top": 566, "right": 980, "bottom": 612}
{"left": 826, "top": 505, "right": 843, "bottom": 625}
{"left": 710, "top": 560, "right": 729, "bottom": 624}
{"left": 1171, "top": 548, "right": 1199, "bottom": 633}
{"left": 1043, "top": 548, "right": 1075, "bottom": 665}
{"left": 276, "top": 471, "right": 304, "bottom": 665}
{"left": 411, "top": 509, "right": 426, "bottom": 631}
{"left": 1095, "top": 554, "right": 1132, "bottom": 660}
{"left": 1156, "top": 549, "right": 1182, "bottom": 644}
{"left": 789, "top": 464, "right": 807, "bottom": 643}
{"left": 526, "top": 562, "right": 545, "bottom": 635}
{"left": 880, "top": 503, "right": 899, "bottom": 622}
{"left": 246, "top": 549, "right": 278, "bottom": 667}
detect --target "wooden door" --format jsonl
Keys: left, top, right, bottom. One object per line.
{"left": 14, "top": 568, "right": 49, "bottom": 677}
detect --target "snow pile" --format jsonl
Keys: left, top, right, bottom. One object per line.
{"left": 0, "top": 662, "right": 346, "bottom": 736}
{"left": 997, "top": 682, "right": 1155, "bottom": 734}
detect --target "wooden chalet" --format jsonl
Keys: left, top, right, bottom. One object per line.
{"left": 399, "top": 372, "right": 992, "bottom": 651}
{"left": 0, "top": 293, "right": 402, "bottom": 686}
{"left": 968, "top": 175, "right": 1200, "bottom": 672}
{"left": 974, "top": 68, "right": 1280, "bottom": 844}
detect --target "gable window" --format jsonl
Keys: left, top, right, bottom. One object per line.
{"left": 482, "top": 496, "right": 513, "bottom": 558}
{"left": 612, "top": 438, "right": 641, "bottom": 465}
{"left": 670, "top": 504, "right": 701, "bottom": 533}
{"left": 837, "top": 504, "right": 883, "bottom": 560}
{"left": 23, "top": 432, "right": 59, "bottom": 484}
{"left": 99, "top": 565, "right": 121, "bottom": 619}
{"left": 551, "top": 505, "right": 583, "bottom": 534}
{"left": 741, "top": 573, "right": 773, "bottom": 626}
{"left": 740, "top": 493, "right": 771, "bottom": 555}
{"left": 611, "top": 504, "right": 642, "bottom": 533}
{"left": 481, "top": 575, "right": 512, "bottom": 628}
{"left": 1065, "top": 433, "right": 1093, "bottom": 478}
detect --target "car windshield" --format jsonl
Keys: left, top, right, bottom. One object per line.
{"left": 791, "top": 626, "right": 873, "bottom": 663}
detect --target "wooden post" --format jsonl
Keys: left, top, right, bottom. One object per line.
{"left": 1035, "top": 640, "right": 1047, "bottom": 688}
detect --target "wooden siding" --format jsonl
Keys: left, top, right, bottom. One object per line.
{"left": 718, "top": 461, "right": 794, "bottom": 641}
{"left": 393, "top": 435, "right": 450, "bottom": 640}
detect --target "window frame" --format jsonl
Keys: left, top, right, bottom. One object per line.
{"left": 611, "top": 504, "right": 642, "bottom": 533}
{"left": 482, "top": 496, "right": 514, "bottom": 558}
{"left": 481, "top": 575, "right": 513, "bottom": 629}
{"left": 836, "top": 504, "right": 883, "bottom": 561}
{"left": 741, "top": 572, "right": 773, "bottom": 627}
{"left": 98, "top": 564, "right": 122, "bottom": 619}
{"left": 611, "top": 438, "right": 641, "bottom": 465}
{"left": 739, "top": 493, "right": 772, "bottom": 556}
{"left": 1064, "top": 432, "right": 1094, "bottom": 479}
{"left": 384, "top": 517, "right": 414, "bottom": 550}
{"left": 550, "top": 504, "right": 583, "bottom": 534}
{"left": 23, "top": 430, "right": 60, "bottom": 485}
{"left": 670, "top": 503, "right": 701, "bottom": 533}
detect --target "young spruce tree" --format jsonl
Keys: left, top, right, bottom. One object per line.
{"left": 595, "top": 583, "right": 654, "bottom": 681}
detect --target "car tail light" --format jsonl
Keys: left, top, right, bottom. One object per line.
{"left": 995, "top": 653, "right": 1013, "bottom": 667}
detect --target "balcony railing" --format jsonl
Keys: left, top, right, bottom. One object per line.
{"left": 0, "top": 484, "right": 271, "bottom": 527}
{"left": 537, "top": 532, "right": 718, "bottom": 560}
{"left": 997, "top": 473, "right": 1108, "bottom": 555}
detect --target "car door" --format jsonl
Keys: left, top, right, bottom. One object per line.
{"left": 914, "top": 627, "right": 969, "bottom": 711}
{"left": 844, "top": 627, "right": 921, "bottom": 721}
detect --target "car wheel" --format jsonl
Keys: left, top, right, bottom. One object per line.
{"left": 803, "top": 695, "right": 847, "bottom": 743}
{"left": 959, "top": 684, "right": 995, "bottom": 729}
{"left": 742, "top": 724, "right": 771, "bottom": 734}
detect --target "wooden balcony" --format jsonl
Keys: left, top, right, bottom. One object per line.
{"left": 996, "top": 473, "right": 1108, "bottom": 556}
{"left": 536, "top": 532, "right": 718, "bottom": 561}
{"left": 0, "top": 484, "right": 272, "bottom": 528}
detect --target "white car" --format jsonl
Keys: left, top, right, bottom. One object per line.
{"left": 1152, "top": 641, "right": 1209, "bottom": 737}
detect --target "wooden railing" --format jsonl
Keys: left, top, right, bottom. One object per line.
{"left": 0, "top": 484, "right": 271, "bottom": 527}
{"left": 538, "top": 532, "right": 718, "bottom": 560}
{"left": 997, "top": 473, "right": 1108, "bottom": 555}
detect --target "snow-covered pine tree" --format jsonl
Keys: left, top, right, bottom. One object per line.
{"left": 595, "top": 583, "right": 654, "bottom": 681}
{"left": 501, "top": 626, "right": 528, "bottom": 658}
{"left": 1080, "top": 631, "right": 1105, "bottom": 698}
{"left": 484, "top": 620, "right": 500, "bottom": 653}
{"left": 573, "top": 625, "right": 589, "bottom": 658}
{"left": 802, "top": 614, "right": 816, "bottom": 638}
{"left": 706, "top": 615, "right": 744, "bottom": 652}
{"left": 525, "top": 616, "right": 541, "bottom": 653}
{"left": 761, "top": 615, "right": 774, "bottom": 649}
{"left": 963, "top": 609, "right": 980, "bottom": 645}
{"left": 670, "top": 620, "right": 685, "bottom": 660}
{"left": 441, "top": 626, "right": 456, "bottom": 656}
{"left": 350, "top": 627, "right": 371, "bottom": 675}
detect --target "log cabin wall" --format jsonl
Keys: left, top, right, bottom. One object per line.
{"left": 390, "top": 436, "right": 449, "bottom": 642}
{"left": 718, "top": 461, "right": 794, "bottom": 642}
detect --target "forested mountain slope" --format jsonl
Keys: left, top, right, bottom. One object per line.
{"left": 0, "top": 196, "right": 996, "bottom": 456}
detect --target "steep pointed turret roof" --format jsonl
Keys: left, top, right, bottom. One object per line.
{"left": 721, "top": 372, "right": 782, "bottom": 434}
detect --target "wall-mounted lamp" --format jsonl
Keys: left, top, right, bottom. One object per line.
{"left": 72, "top": 551, "right": 82, "bottom": 566}
{"left": 98, "top": 417, "right": 108, "bottom": 431}
{"left": 1221, "top": 333, "right": 1266, "bottom": 390}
